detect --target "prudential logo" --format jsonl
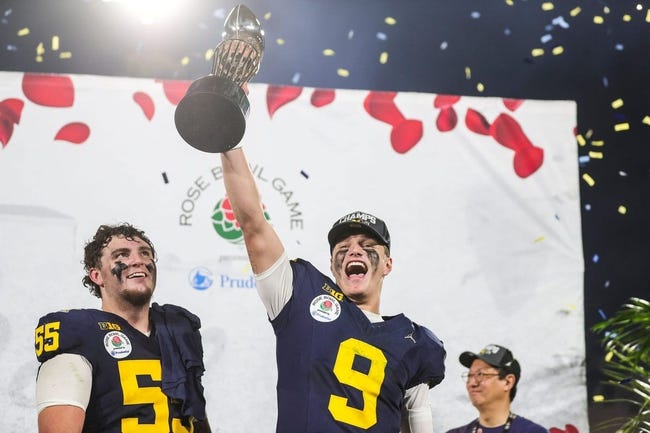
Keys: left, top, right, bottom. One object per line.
{"left": 211, "top": 196, "right": 271, "bottom": 245}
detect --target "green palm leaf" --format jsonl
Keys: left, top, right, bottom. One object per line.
{"left": 592, "top": 297, "right": 650, "bottom": 433}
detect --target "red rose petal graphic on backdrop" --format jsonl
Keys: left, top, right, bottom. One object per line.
{"left": 133, "top": 92, "right": 155, "bottom": 120}
{"left": 550, "top": 424, "right": 579, "bottom": 433}
{"left": 436, "top": 107, "right": 457, "bottom": 132}
{"left": 364, "top": 91, "right": 401, "bottom": 124}
{"left": 364, "top": 91, "right": 423, "bottom": 153}
{"left": 0, "top": 117, "right": 15, "bottom": 147}
{"left": 267, "top": 85, "right": 303, "bottom": 118}
{"left": 0, "top": 98, "right": 24, "bottom": 147}
{"left": 433, "top": 94, "right": 461, "bottom": 109}
{"left": 489, "top": 113, "right": 531, "bottom": 152}
{"left": 55, "top": 122, "right": 90, "bottom": 144}
{"left": 465, "top": 108, "right": 491, "bottom": 135}
{"left": 159, "top": 80, "right": 191, "bottom": 106}
{"left": 311, "top": 89, "right": 335, "bottom": 107}
{"left": 391, "top": 119, "right": 423, "bottom": 154}
{"left": 22, "top": 73, "right": 74, "bottom": 107}
{"left": 503, "top": 98, "right": 524, "bottom": 112}
{"left": 513, "top": 144, "right": 544, "bottom": 178}
{"left": 0, "top": 98, "right": 24, "bottom": 124}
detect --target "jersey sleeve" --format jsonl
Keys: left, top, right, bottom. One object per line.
{"left": 406, "top": 323, "right": 446, "bottom": 389}
{"left": 34, "top": 310, "right": 91, "bottom": 363}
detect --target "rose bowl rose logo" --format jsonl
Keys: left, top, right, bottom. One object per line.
{"left": 212, "top": 196, "right": 271, "bottom": 245}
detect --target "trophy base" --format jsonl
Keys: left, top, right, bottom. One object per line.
{"left": 174, "top": 75, "right": 250, "bottom": 153}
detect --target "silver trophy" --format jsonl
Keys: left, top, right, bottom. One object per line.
{"left": 175, "top": 4, "right": 264, "bottom": 153}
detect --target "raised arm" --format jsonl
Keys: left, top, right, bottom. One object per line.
{"left": 220, "top": 148, "right": 285, "bottom": 274}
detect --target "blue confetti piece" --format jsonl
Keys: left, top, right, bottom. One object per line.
{"left": 545, "top": 24, "right": 553, "bottom": 31}
{"left": 376, "top": 32, "right": 387, "bottom": 41}
{"left": 347, "top": 30, "right": 354, "bottom": 40}
{"left": 584, "top": 203, "right": 591, "bottom": 211}
{"left": 604, "top": 280, "right": 610, "bottom": 288}
{"left": 598, "top": 309, "right": 607, "bottom": 319}
{"left": 440, "top": 41, "right": 448, "bottom": 50}
{"left": 592, "top": 254, "right": 599, "bottom": 263}
{"left": 504, "top": 28, "right": 511, "bottom": 36}
{"left": 614, "top": 43, "right": 624, "bottom": 51}
{"left": 6, "top": 44, "right": 17, "bottom": 51}
{"left": 4, "top": 8, "right": 12, "bottom": 17}
{"left": 541, "top": 34, "right": 552, "bottom": 43}
{"left": 213, "top": 8, "right": 227, "bottom": 20}
{"left": 619, "top": 171, "right": 628, "bottom": 177}
{"left": 552, "top": 16, "right": 569, "bottom": 28}
{"left": 470, "top": 11, "right": 480, "bottom": 19}
{"left": 291, "top": 72, "right": 301, "bottom": 84}
{"left": 579, "top": 155, "right": 590, "bottom": 165}
{"left": 300, "top": 170, "right": 309, "bottom": 179}
{"left": 602, "top": 77, "right": 609, "bottom": 87}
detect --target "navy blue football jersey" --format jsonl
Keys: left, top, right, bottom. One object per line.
{"left": 35, "top": 307, "right": 202, "bottom": 433}
{"left": 271, "top": 259, "right": 446, "bottom": 433}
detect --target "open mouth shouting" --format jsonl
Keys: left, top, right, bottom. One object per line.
{"left": 345, "top": 261, "right": 368, "bottom": 279}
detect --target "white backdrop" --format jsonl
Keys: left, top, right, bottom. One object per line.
{"left": 0, "top": 71, "right": 585, "bottom": 432}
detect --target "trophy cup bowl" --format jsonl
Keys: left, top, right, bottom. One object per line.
{"left": 175, "top": 4, "right": 264, "bottom": 153}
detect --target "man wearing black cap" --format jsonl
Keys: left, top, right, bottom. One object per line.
{"left": 447, "top": 344, "right": 548, "bottom": 433}
{"left": 219, "top": 147, "right": 446, "bottom": 433}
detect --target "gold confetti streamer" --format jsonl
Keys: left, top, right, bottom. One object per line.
{"left": 532, "top": 48, "right": 544, "bottom": 57}
{"left": 337, "top": 68, "right": 350, "bottom": 77}
{"left": 379, "top": 52, "right": 388, "bottom": 64}
{"left": 36, "top": 42, "right": 45, "bottom": 55}
{"left": 505, "top": 0, "right": 513, "bottom": 6}
{"left": 611, "top": 98, "right": 624, "bottom": 109}
{"left": 589, "top": 151, "right": 603, "bottom": 159}
{"left": 465, "top": 67, "right": 471, "bottom": 79}
{"left": 570, "top": 7, "right": 581, "bottom": 17}
{"left": 276, "top": 38, "right": 285, "bottom": 45}
{"left": 533, "top": 236, "right": 545, "bottom": 243}
{"left": 605, "top": 351, "right": 614, "bottom": 362}
{"left": 204, "top": 49, "right": 213, "bottom": 61}
{"left": 618, "top": 205, "right": 627, "bottom": 215}
{"left": 323, "top": 49, "right": 335, "bottom": 56}
{"left": 385, "top": 17, "right": 397, "bottom": 25}
{"left": 642, "top": 115, "right": 650, "bottom": 125}
{"left": 59, "top": 52, "right": 72, "bottom": 59}
{"left": 646, "top": 9, "right": 650, "bottom": 22}
{"left": 552, "top": 46, "right": 564, "bottom": 55}
{"left": 582, "top": 173, "right": 596, "bottom": 186}
{"left": 476, "top": 83, "right": 485, "bottom": 92}
{"left": 52, "top": 36, "right": 60, "bottom": 51}
{"left": 593, "top": 395, "right": 605, "bottom": 402}
{"left": 614, "top": 122, "right": 630, "bottom": 131}
{"left": 576, "top": 134, "right": 586, "bottom": 146}
{"left": 17, "top": 28, "right": 30, "bottom": 36}
{"left": 181, "top": 56, "right": 190, "bottom": 66}
{"left": 541, "top": 2, "right": 554, "bottom": 11}
{"left": 591, "top": 140, "right": 605, "bottom": 146}
{"left": 594, "top": 16, "right": 604, "bottom": 24}
{"left": 623, "top": 14, "right": 632, "bottom": 22}
{"left": 264, "top": 12, "right": 271, "bottom": 20}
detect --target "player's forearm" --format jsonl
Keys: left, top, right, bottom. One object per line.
{"left": 220, "top": 148, "right": 264, "bottom": 227}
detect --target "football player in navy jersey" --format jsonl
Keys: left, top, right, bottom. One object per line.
{"left": 34, "top": 223, "right": 211, "bottom": 433}
{"left": 220, "top": 146, "right": 446, "bottom": 433}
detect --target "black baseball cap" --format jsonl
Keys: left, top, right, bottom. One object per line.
{"left": 459, "top": 344, "right": 521, "bottom": 382}
{"left": 327, "top": 211, "right": 391, "bottom": 252}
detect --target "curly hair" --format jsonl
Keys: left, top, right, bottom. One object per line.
{"left": 82, "top": 223, "right": 156, "bottom": 298}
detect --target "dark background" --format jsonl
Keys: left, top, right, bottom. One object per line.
{"left": 1, "top": 0, "right": 648, "bottom": 429}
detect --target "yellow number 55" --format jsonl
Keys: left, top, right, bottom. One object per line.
{"left": 35, "top": 321, "right": 61, "bottom": 357}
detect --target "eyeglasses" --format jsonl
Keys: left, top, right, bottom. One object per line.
{"left": 461, "top": 371, "right": 500, "bottom": 383}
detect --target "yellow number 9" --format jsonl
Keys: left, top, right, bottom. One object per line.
{"left": 328, "top": 338, "right": 387, "bottom": 429}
